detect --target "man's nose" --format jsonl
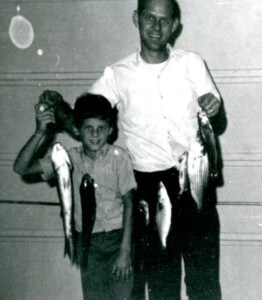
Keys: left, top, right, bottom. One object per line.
{"left": 152, "top": 20, "right": 161, "bottom": 30}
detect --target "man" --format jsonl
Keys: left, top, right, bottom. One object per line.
{"left": 43, "top": 0, "right": 222, "bottom": 299}
{"left": 89, "top": 1, "right": 222, "bottom": 299}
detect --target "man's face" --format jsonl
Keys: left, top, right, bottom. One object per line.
{"left": 134, "top": 0, "right": 178, "bottom": 54}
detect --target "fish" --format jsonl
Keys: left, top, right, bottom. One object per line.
{"left": 198, "top": 111, "right": 218, "bottom": 179}
{"left": 186, "top": 111, "right": 218, "bottom": 210}
{"left": 51, "top": 142, "right": 74, "bottom": 262}
{"left": 79, "top": 173, "right": 96, "bottom": 269}
{"left": 178, "top": 151, "right": 189, "bottom": 196}
{"left": 36, "top": 90, "right": 79, "bottom": 140}
{"left": 187, "top": 132, "right": 209, "bottom": 211}
{"left": 155, "top": 182, "right": 172, "bottom": 248}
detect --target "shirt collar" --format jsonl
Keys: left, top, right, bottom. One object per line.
{"left": 136, "top": 44, "right": 175, "bottom": 64}
{"left": 81, "top": 143, "right": 110, "bottom": 161}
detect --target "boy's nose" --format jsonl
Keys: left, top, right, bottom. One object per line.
{"left": 91, "top": 129, "right": 99, "bottom": 137}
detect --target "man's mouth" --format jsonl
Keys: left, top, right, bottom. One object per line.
{"left": 150, "top": 34, "right": 161, "bottom": 40}
{"left": 90, "top": 140, "right": 100, "bottom": 145}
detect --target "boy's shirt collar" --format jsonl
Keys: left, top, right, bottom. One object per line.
{"left": 81, "top": 143, "right": 110, "bottom": 161}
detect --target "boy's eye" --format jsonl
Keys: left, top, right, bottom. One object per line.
{"left": 97, "top": 126, "right": 106, "bottom": 132}
{"left": 84, "top": 126, "right": 92, "bottom": 132}
{"left": 83, "top": 125, "right": 107, "bottom": 134}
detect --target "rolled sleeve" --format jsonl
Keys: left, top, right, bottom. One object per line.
{"left": 89, "top": 66, "right": 120, "bottom": 107}
{"left": 115, "top": 148, "right": 137, "bottom": 197}
{"left": 38, "top": 156, "right": 54, "bottom": 181}
{"left": 189, "top": 53, "right": 220, "bottom": 101}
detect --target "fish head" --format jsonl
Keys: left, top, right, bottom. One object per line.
{"left": 51, "top": 143, "right": 72, "bottom": 170}
{"left": 198, "top": 111, "right": 213, "bottom": 130}
{"left": 81, "top": 173, "right": 94, "bottom": 189}
{"left": 158, "top": 182, "right": 170, "bottom": 205}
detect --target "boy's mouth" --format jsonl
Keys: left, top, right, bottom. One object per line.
{"left": 90, "top": 140, "right": 100, "bottom": 145}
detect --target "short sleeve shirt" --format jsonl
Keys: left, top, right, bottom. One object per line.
{"left": 39, "top": 144, "right": 137, "bottom": 233}
{"left": 90, "top": 46, "right": 220, "bottom": 171}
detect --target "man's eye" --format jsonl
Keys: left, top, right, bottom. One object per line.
{"left": 142, "top": 13, "right": 154, "bottom": 23}
{"left": 147, "top": 16, "right": 154, "bottom": 22}
{"left": 160, "top": 19, "right": 171, "bottom": 26}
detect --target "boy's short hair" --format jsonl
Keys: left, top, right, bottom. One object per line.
{"left": 73, "top": 93, "right": 113, "bottom": 128}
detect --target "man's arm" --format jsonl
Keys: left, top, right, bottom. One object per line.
{"left": 112, "top": 188, "right": 134, "bottom": 281}
{"left": 13, "top": 106, "right": 55, "bottom": 176}
{"left": 198, "top": 93, "right": 221, "bottom": 118}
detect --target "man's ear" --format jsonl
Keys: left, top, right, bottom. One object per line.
{"left": 172, "top": 19, "right": 180, "bottom": 33}
{"left": 132, "top": 10, "right": 139, "bottom": 28}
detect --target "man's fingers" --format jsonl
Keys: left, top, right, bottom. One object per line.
{"left": 198, "top": 93, "right": 213, "bottom": 108}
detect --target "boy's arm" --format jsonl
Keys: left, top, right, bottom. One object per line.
{"left": 112, "top": 188, "right": 134, "bottom": 281}
{"left": 13, "top": 106, "right": 55, "bottom": 176}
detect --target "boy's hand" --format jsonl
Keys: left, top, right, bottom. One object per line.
{"left": 111, "top": 251, "right": 133, "bottom": 282}
{"left": 198, "top": 93, "right": 220, "bottom": 118}
{"left": 34, "top": 104, "right": 55, "bottom": 134}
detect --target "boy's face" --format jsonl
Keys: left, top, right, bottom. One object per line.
{"left": 78, "top": 118, "right": 112, "bottom": 155}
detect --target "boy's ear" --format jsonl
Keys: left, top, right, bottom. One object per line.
{"left": 132, "top": 10, "right": 139, "bottom": 28}
{"left": 74, "top": 127, "right": 80, "bottom": 137}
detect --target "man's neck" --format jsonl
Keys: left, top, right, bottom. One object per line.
{"left": 140, "top": 48, "right": 169, "bottom": 64}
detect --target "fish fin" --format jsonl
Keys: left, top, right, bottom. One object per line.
{"left": 63, "top": 235, "right": 78, "bottom": 267}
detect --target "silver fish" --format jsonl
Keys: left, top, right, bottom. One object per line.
{"left": 156, "top": 182, "right": 172, "bottom": 248}
{"left": 178, "top": 151, "right": 189, "bottom": 195}
{"left": 51, "top": 142, "right": 74, "bottom": 261}
{"left": 187, "top": 139, "right": 209, "bottom": 210}
{"left": 198, "top": 111, "right": 218, "bottom": 179}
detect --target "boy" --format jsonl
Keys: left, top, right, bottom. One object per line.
{"left": 13, "top": 93, "right": 136, "bottom": 300}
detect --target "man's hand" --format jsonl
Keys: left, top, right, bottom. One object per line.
{"left": 198, "top": 93, "right": 220, "bottom": 118}
{"left": 111, "top": 251, "right": 133, "bottom": 282}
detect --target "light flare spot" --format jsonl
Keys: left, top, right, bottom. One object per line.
{"left": 114, "top": 149, "right": 119, "bottom": 156}
{"left": 9, "top": 14, "right": 34, "bottom": 49}
{"left": 37, "top": 49, "right": 43, "bottom": 56}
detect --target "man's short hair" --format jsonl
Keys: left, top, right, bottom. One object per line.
{"left": 137, "top": 0, "right": 181, "bottom": 21}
